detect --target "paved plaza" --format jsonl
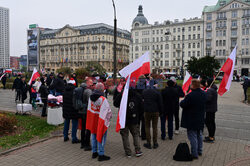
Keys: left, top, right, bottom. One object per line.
{"left": 0, "top": 82, "right": 250, "bottom": 166}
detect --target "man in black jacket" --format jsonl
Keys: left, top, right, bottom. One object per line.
{"left": 63, "top": 80, "right": 81, "bottom": 144}
{"left": 161, "top": 80, "right": 179, "bottom": 140}
{"left": 242, "top": 77, "right": 249, "bottom": 103}
{"left": 46, "top": 73, "right": 54, "bottom": 95}
{"left": 39, "top": 78, "right": 49, "bottom": 117}
{"left": 143, "top": 81, "right": 163, "bottom": 149}
{"left": 114, "top": 88, "right": 143, "bottom": 158}
{"left": 1, "top": 73, "right": 7, "bottom": 89}
{"left": 204, "top": 78, "right": 218, "bottom": 143}
{"left": 12, "top": 74, "right": 22, "bottom": 101}
{"left": 51, "top": 72, "right": 65, "bottom": 96}
{"left": 170, "top": 77, "right": 185, "bottom": 134}
{"left": 180, "top": 79, "right": 207, "bottom": 159}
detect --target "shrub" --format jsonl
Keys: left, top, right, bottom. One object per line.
{"left": 0, "top": 113, "right": 18, "bottom": 136}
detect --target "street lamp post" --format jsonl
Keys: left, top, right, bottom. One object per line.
{"left": 181, "top": 27, "right": 185, "bottom": 79}
{"left": 112, "top": 0, "right": 117, "bottom": 83}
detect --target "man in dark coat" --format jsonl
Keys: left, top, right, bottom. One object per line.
{"left": 204, "top": 78, "right": 218, "bottom": 143}
{"left": 180, "top": 79, "right": 207, "bottom": 159}
{"left": 63, "top": 80, "right": 81, "bottom": 143}
{"left": 20, "top": 76, "right": 28, "bottom": 103}
{"left": 170, "top": 77, "right": 185, "bottom": 134}
{"left": 39, "top": 77, "right": 49, "bottom": 117}
{"left": 12, "top": 74, "right": 22, "bottom": 101}
{"left": 114, "top": 88, "right": 143, "bottom": 158}
{"left": 161, "top": 80, "right": 179, "bottom": 140}
{"left": 1, "top": 73, "right": 7, "bottom": 89}
{"left": 241, "top": 77, "right": 249, "bottom": 103}
{"left": 143, "top": 81, "right": 163, "bottom": 149}
{"left": 46, "top": 73, "right": 55, "bottom": 95}
{"left": 51, "top": 72, "right": 65, "bottom": 96}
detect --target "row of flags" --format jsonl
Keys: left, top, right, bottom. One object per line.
{"left": 117, "top": 46, "right": 237, "bottom": 131}
{"left": 182, "top": 46, "right": 237, "bottom": 96}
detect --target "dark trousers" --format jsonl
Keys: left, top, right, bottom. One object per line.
{"left": 160, "top": 115, "right": 167, "bottom": 139}
{"left": 120, "top": 124, "right": 141, "bottom": 155}
{"left": 144, "top": 112, "right": 159, "bottom": 144}
{"left": 81, "top": 115, "right": 91, "bottom": 147}
{"left": 2, "top": 82, "right": 6, "bottom": 89}
{"left": 244, "top": 88, "right": 248, "bottom": 101}
{"left": 174, "top": 108, "right": 180, "bottom": 130}
{"left": 63, "top": 118, "right": 78, "bottom": 141}
{"left": 205, "top": 112, "right": 216, "bottom": 138}
{"left": 140, "top": 115, "right": 146, "bottom": 139}
{"left": 16, "top": 89, "right": 21, "bottom": 101}
{"left": 41, "top": 99, "right": 47, "bottom": 116}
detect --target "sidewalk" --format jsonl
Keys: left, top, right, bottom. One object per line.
{"left": 0, "top": 82, "right": 250, "bottom": 165}
{"left": 0, "top": 128, "right": 250, "bottom": 166}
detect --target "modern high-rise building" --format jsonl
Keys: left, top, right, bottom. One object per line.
{"left": 203, "top": 0, "right": 250, "bottom": 76}
{"left": 0, "top": 7, "right": 9, "bottom": 69}
{"left": 131, "top": 5, "right": 204, "bottom": 74}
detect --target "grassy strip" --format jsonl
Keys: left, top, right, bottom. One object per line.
{"left": 0, "top": 112, "right": 58, "bottom": 150}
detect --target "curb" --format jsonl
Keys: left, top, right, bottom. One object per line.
{"left": 0, "top": 134, "right": 63, "bottom": 157}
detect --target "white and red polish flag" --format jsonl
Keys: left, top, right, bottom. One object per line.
{"left": 116, "top": 52, "right": 150, "bottom": 132}
{"left": 28, "top": 68, "right": 40, "bottom": 85}
{"left": 182, "top": 71, "right": 192, "bottom": 94}
{"left": 4, "top": 69, "right": 12, "bottom": 73}
{"left": 218, "top": 46, "right": 237, "bottom": 96}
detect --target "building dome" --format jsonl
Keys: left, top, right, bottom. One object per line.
{"left": 132, "top": 5, "right": 148, "bottom": 26}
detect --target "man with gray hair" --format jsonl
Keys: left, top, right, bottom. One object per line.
{"left": 170, "top": 76, "right": 185, "bottom": 134}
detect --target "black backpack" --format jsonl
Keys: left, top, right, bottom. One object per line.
{"left": 73, "top": 87, "right": 87, "bottom": 114}
{"left": 173, "top": 143, "right": 193, "bottom": 161}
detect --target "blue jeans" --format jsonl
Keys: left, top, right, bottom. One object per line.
{"left": 49, "top": 89, "right": 55, "bottom": 95}
{"left": 187, "top": 130, "right": 203, "bottom": 157}
{"left": 160, "top": 115, "right": 167, "bottom": 139}
{"left": 92, "top": 131, "right": 107, "bottom": 156}
{"left": 55, "top": 91, "right": 63, "bottom": 96}
{"left": 167, "top": 114, "right": 173, "bottom": 139}
{"left": 63, "top": 118, "right": 78, "bottom": 141}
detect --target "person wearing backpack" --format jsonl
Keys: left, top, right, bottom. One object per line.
{"left": 180, "top": 79, "right": 207, "bottom": 159}
{"left": 79, "top": 80, "right": 93, "bottom": 150}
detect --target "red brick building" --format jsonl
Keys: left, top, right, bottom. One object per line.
{"left": 10, "top": 56, "right": 20, "bottom": 69}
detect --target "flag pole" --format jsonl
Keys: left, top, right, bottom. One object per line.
{"left": 209, "top": 70, "right": 221, "bottom": 88}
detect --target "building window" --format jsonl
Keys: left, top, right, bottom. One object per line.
{"left": 207, "top": 13, "right": 212, "bottom": 20}
{"left": 188, "top": 27, "right": 191, "bottom": 31}
{"left": 193, "top": 43, "right": 196, "bottom": 48}
{"left": 165, "top": 60, "right": 169, "bottom": 66}
{"left": 198, "top": 26, "right": 201, "bottom": 31}
{"left": 193, "top": 26, "right": 196, "bottom": 31}
{"left": 231, "top": 20, "right": 237, "bottom": 27}
{"left": 232, "top": 10, "right": 237, "bottom": 18}
{"left": 206, "top": 23, "right": 212, "bottom": 30}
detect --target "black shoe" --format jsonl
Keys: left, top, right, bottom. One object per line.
{"left": 204, "top": 137, "right": 214, "bottom": 143}
{"left": 41, "top": 114, "right": 47, "bottom": 117}
{"left": 169, "top": 137, "right": 173, "bottom": 140}
{"left": 161, "top": 137, "right": 166, "bottom": 140}
{"left": 98, "top": 155, "right": 111, "bottom": 161}
{"left": 141, "top": 137, "right": 146, "bottom": 141}
{"left": 80, "top": 145, "right": 85, "bottom": 149}
{"left": 84, "top": 146, "right": 92, "bottom": 151}
{"left": 64, "top": 137, "right": 69, "bottom": 142}
{"left": 153, "top": 143, "right": 159, "bottom": 149}
{"left": 198, "top": 153, "right": 202, "bottom": 156}
{"left": 72, "top": 139, "right": 81, "bottom": 144}
{"left": 143, "top": 143, "right": 152, "bottom": 149}
{"left": 92, "top": 152, "right": 98, "bottom": 159}
{"left": 135, "top": 151, "right": 143, "bottom": 157}
{"left": 192, "top": 156, "right": 198, "bottom": 160}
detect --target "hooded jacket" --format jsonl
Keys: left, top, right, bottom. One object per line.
{"left": 51, "top": 75, "right": 65, "bottom": 93}
{"left": 205, "top": 84, "right": 218, "bottom": 113}
{"left": 63, "top": 84, "right": 80, "bottom": 119}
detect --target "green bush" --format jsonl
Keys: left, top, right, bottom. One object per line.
{"left": 0, "top": 113, "right": 18, "bottom": 136}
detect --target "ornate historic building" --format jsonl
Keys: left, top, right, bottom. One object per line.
{"left": 203, "top": 0, "right": 250, "bottom": 76}
{"left": 39, "top": 23, "right": 131, "bottom": 73}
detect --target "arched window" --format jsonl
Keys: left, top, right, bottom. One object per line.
{"left": 135, "top": 46, "right": 139, "bottom": 51}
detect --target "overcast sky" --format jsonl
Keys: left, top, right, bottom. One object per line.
{"left": 0, "top": 0, "right": 218, "bottom": 57}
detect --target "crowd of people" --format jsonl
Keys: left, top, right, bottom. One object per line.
{"left": 8, "top": 71, "right": 249, "bottom": 162}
